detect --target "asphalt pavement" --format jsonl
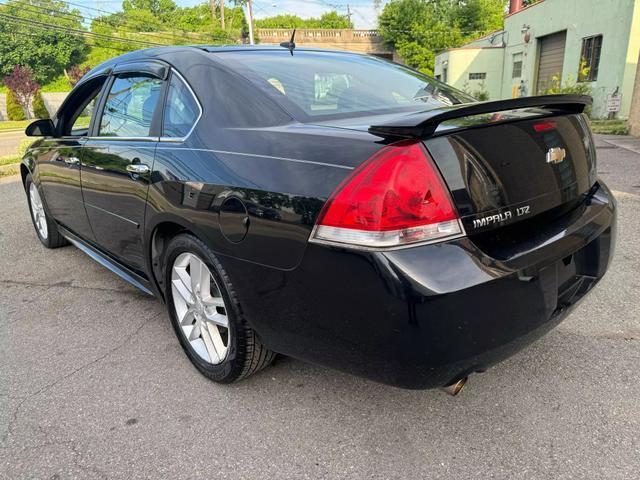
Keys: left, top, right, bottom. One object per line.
{"left": 0, "top": 130, "right": 26, "bottom": 158}
{"left": 1, "top": 136, "right": 639, "bottom": 479}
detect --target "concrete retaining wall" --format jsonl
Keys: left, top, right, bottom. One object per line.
{"left": 0, "top": 92, "right": 69, "bottom": 121}
{"left": 0, "top": 94, "right": 6, "bottom": 121}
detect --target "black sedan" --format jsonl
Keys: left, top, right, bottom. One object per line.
{"left": 20, "top": 46, "right": 616, "bottom": 392}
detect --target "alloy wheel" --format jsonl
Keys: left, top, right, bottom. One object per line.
{"left": 171, "top": 252, "right": 230, "bottom": 364}
{"left": 29, "top": 183, "right": 48, "bottom": 240}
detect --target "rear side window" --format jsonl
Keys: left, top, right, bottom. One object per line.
{"left": 218, "top": 51, "right": 474, "bottom": 121}
{"left": 162, "top": 73, "right": 200, "bottom": 138}
{"left": 99, "top": 75, "right": 162, "bottom": 137}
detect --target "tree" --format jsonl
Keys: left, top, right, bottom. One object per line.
{"left": 6, "top": 90, "right": 26, "bottom": 121}
{"left": 255, "top": 11, "right": 352, "bottom": 29}
{"left": 4, "top": 66, "right": 40, "bottom": 119}
{"left": 0, "top": 0, "right": 88, "bottom": 83}
{"left": 32, "top": 91, "right": 50, "bottom": 119}
{"left": 379, "top": 0, "right": 507, "bottom": 75}
{"left": 454, "top": 0, "right": 506, "bottom": 37}
{"left": 122, "top": 0, "right": 177, "bottom": 18}
{"left": 66, "top": 65, "right": 91, "bottom": 86}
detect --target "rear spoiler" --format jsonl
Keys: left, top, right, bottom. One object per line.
{"left": 368, "top": 94, "right": 592, "bottom": 139}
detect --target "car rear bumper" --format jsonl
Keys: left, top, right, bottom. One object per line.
{"left": 222, "top": 181, "right": 616, "bottom": 389}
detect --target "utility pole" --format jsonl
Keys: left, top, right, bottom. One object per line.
{"left": 220, "top": 0, "right": 225, "bottom": 29}
{"left": 246, "top": 0, "right": 255, "bottom": 45}
{"left": 346, "top": 4, "right": 353, "bottom": 26}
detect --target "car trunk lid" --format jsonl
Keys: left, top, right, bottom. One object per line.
{"left": 317, "top": 95, "right": 597, "bottom": 236}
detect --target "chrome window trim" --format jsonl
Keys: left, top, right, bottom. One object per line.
{"left": 84, "top": 136, "right": 160, "bottom": 142}
{"left": 159, "top": 68, "right": 203, "bottom": 143}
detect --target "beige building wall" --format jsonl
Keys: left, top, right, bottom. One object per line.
{"left": 630, "top": 49, "right": 640, "bottom": 137}
{"left": 434, "top": 48, "right": 505, "bottom": 100}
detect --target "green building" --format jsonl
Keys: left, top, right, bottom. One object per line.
{"left": 434, "top": 0, "right": 640, "bottom": 119}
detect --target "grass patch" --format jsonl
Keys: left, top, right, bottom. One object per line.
{"left": 590, "top": 120, "right": 630, "bottom": 135}
{"left": 0, "top": 120, "right": 31, "bottom": 132}
{"left": 0, "top": 155, "right": 20, "bottom": 166}
{"left": 0, "top": 155, "right": 20, "bottom": 177}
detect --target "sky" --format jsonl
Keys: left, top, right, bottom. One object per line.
{"left": 250, "top": 0, "right": 387, "bottom": 29}
{"left": 80, "top": 0, "right": 386, "bottom": 29}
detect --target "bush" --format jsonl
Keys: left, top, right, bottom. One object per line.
{"left": 32, "top": 91, "right": 50, "bottom": 119}
{"left": 6, "top": 90, "right": 26, "bottom": 121}
{"left": 541, "top": 74, "right": 592, "bottom": 116}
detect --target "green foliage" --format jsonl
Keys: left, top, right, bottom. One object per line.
{"left": 541, "top": 74, "right": 592, "bottom": 116}
{"left": 0, "top": 0, "right": 88, "bottom": 84}
{"left": 463, "top": 81, "right": 490, "bottom": 101}
{"left": 454, "top": 0, "right": 506, "bottom": 36}
{"left": 6, "top": 90, "right": 26, "bottom": 121}
{"left": 122, "top": 0, "right": 177, "bottom": 18}
{"left": 379, "top": 0, "right": 507, "bottom": 75}
{"left": 589, "top": 120, "right": 629, "bottom": 135}
{"left": 255, "top": 11, "right": 352, "bottom": 29}
{"left": 90, "top": 2, "right": 244, "bottom": 48}
{"left": 32, "top": 91, "right": 49, "bottom": 119}
{"left": 41, "top": 75, "right": 72, "bottom": 93}
{"left": 541, "top": 74, "right": 592, "bottom": 96}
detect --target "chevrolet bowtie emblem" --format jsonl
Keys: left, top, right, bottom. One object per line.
{"left": 546, "top": 147, "right": 567, "bottom": 164}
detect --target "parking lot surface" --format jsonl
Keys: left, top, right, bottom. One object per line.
{"left": 1, "top": 136, "right": 639, "bottom": 479}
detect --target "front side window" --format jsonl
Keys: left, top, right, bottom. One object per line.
{"left": 579, "top": 35, "right": 602, "bottom": 82}
{"left": 162, "top": 73, "right": 200, "bottom": 138}
{"left": 99, "top": 75, "right": 163, "bottom": 137}
{"left": 60, "top": 76, "right": 107, "bottom": 137}
{"left": 71, "top": 98, "right": 96, "bottom": 135}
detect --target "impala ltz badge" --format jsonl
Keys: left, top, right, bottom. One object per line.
{"left": 546, "top": 147, "right": 567, "bottom": 164}
{"left": 472, "top": 205, "right": 531, "bottom": 229}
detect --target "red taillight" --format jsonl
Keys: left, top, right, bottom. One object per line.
{"left": 310, "top": 141, "right": 463, "bottom": 249}
{"left": 533, "top": 121, "right": 557, "bottom": 132}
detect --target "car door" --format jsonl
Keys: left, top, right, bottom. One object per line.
{"left": 80, "top": 61, "right": 167, "bottom": 272}
{"left": 35, "top": 75, "right": 108, "bottom": 242}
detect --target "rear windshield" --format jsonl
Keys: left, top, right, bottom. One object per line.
{"left": 216, "top": 50, "right": 475, "bottom": 121}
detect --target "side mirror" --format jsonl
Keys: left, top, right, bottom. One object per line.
{"left": 25, "top": 119, "right": 55, "bottom": 137}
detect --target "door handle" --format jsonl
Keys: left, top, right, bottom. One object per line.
{"left": 126, "top": 163, "right": 150, "bottom": 174}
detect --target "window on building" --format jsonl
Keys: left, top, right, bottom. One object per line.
{"left": 469, "top": 72, "right": 487, "bottom": 80}
{"left": 579, "top": 35, "right": 602, "bottom": 82}
{"left": 512, "top": 53, "right": 523, "bottom": 78}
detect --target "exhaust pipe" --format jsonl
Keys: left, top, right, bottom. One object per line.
{"left": 441, "top": 377, "right": 468, "bottom": 396}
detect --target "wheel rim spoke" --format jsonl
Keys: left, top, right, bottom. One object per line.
{"left": 205, "top": 310, "right": 228, "bottom": 328}
{"left": 200, "top": 323, "right": 220, "bottom": 364}
{"left": 29, "top": 184, "right": 48, "bottom": 240}
{"left": 171, "top": 252, "right": 230, "bottom": 365}
{"left": 172, "top": 278, "right": 193, "bottom": 307}
{"left": 207, "top": 322, "right": 227, "bottom": 355}
{"left": 180, "top": 308, "right": 196, "bottom": 326}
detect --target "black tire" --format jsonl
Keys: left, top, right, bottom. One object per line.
{"left": 25, "top": 174, "right": 68, "bottom": 249}
{"left": 164, "top": 233, "right": 276, "bottom": 383}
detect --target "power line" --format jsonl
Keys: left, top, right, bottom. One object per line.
{"left": 0, "top": 12, "right": 167, "bottom": 47}
{"left": 0, "top": 0, "right": 228, "bottom": 43}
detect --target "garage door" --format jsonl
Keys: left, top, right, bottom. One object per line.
{"left": 536, "top": 31, "right": 567, "bottom": 94}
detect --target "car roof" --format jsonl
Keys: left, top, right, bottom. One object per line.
{"left": 79, "top": 45, "right": 367, "bottom": 85}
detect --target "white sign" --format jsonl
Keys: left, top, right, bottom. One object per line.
{"left": 607, "top": 94, "right": 622, "bottom": 113}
